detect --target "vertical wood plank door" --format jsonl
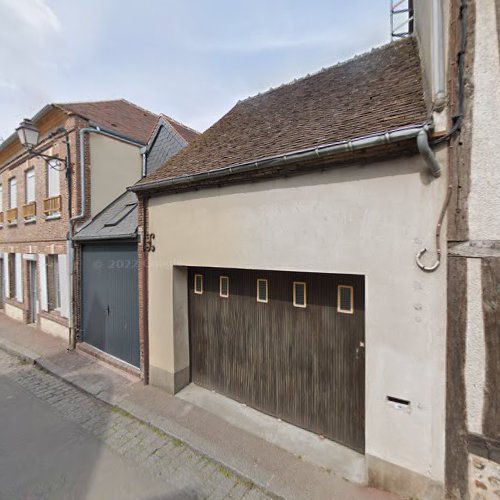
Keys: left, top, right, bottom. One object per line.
{"left": 189, "top": 268, "right": 365, "bottom": 453}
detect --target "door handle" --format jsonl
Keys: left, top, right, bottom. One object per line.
{"left": 355, "top": 341, "right": 365, "bottom": 360}
{"left": 106, "top": 305, "right": 110, "bottom": 316}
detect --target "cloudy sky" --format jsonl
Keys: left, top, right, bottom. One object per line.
{"left": 0, "top": 0, "right": 391, "bottom": 140}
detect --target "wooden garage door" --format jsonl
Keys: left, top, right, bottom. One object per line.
{"left": 189, "top": 268, "right": 365, "bottom": 453}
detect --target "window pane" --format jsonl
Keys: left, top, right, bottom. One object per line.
{"left": 293, "top": 282, "right": 306, "bottom": 308}
{"left": 220, "top": 276, "right": 229, "bottom": 297}
{"left": 25, "top": 169, "right": 35, "bottom": 203}
{"left": 257, "top": 279, "right": 268, "bottom": 303}
{"left": 9, "top": 178, "right": 17, "bottom": 208}
{"left": 48, "top": 160, "right": 60, "bottom": 198}
{"left": 194, "top": 274, "right": 203, "bottom": 294}
{"left": 338, "top": 285, "right": 354, "bottom": 313}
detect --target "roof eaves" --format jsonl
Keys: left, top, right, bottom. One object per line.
{"left": 131, "top": 122, "right": 430, "bottom": 194}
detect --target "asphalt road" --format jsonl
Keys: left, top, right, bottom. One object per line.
{"left": 0, "top": 372, "right": 192, "bottom": 500}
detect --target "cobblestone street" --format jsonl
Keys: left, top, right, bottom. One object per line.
{"left": 0, "top": 350, "right": 271, "bottom": 500}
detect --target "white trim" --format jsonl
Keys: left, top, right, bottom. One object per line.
{"left": 15, "top": 253, "right": 23, "bottom": 303}
{"left": 39, "top": 254, "right": 48, "bottom": 311}
{"left": 337, "top": 285, "right": 354, "bottom": 314}
{"left": 219, "top": 275, "right": 229, "bottom": 298}
{"left": 3, "top": 253, "right": 9, "bottom": 299}
{"left": 257, "top": 279, "right": 268, "bottom": 303}
{"left": 293, "top": 281, "right": 307, "bottom": 308}
{"left": 59, "top": 254, "right": 69, "bottom": 318}
{"left": 194, "top": 274, "right": 203, "bottom": 294}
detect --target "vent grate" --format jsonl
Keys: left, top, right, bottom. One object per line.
{"left": 337, "top": 285, "right": 354, "bottom": 314}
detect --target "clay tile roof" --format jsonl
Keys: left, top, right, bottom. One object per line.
{"left": 138, "top": 37, "right": 428, "bottom": 187}
{"left": 56, "top": 99, "right": 171, "bottom": 145}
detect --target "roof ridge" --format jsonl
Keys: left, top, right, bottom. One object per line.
{"left": 119, "top": 98, "right": 158, "bottom": 118}
{"left": 55, "top": 98, "right": 124, "bottom": 107}
{"left": 159, "top": 113, "right": 200, "bottom": 135}
{"left": 237, "top": 37, "right": 414, "bottom": 105}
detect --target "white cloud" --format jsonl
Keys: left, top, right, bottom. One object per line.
{"left": 1, "top": 0, "right": 61, "bottom": 38}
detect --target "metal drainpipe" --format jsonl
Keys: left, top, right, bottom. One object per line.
{"left": 432, "top": 0, "right": 446, "bottom": 109}
{"left": 67, "top": 126, "right": 145, "bottom": 349}
{"left": 417, "top": 129, "right": 441, "bottom": 178}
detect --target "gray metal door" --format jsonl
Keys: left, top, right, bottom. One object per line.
{"left": 81, "top": 243, "right": 140, "bottom": 367}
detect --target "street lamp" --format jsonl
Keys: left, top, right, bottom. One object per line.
{"left": 16, "top": 119, "right": 40, "bottom": 150}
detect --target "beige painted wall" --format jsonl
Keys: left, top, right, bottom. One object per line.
{"left": 89, "top": 134, "right": 142, "bottom": 217}
{"left": 147, "top": 151, "right": 448, "bottom": 487}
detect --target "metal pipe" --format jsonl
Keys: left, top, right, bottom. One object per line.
{"left": 131, "top": 123, "right": 429, "bottom": 193}
{"left": 432, "top": 0, "right": 446, "bottom": 109}
{"left": 417, "top": 129, "right": 442, "bottom": 178}
{"left": 416, "top": 185, "right": 452, "bottom": 272}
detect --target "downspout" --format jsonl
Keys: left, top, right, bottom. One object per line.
{"left": 432, "top": 0, "right": 446, "bottom": 110}
{"left": 417, "top": 129, "right": 441, "bottom": 178}
{"left": 68, "top": 126, "right": 145, "bottom": 349}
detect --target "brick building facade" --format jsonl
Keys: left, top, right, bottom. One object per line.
{"left": 0, "top": 100, "right": 159, "bottom": 341}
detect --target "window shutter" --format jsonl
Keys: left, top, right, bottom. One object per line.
{"left": 58, "top": 254, "right": 69, "bottom": 318}
{"left": 15, "top": 253, "right": 23, "bottom": 302}
{"left": 3, "top": 253, "right": 9, "bottom": 299}
{"left": 39, "top": 254, "right": 48, "bottom": 311}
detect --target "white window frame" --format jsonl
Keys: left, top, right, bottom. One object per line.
{"left": 25, "top": 167, "right": 35, "bottom": 203}
{"left": 337, "top": 285, "right": 354, "bottom": 314}
{"left": 47, "top": 255, "right": 61, "bottom": 311}
{"left": 293, "top": 281, "right": 307, "bottom": 308}
{"left": 219, "top": 276, "right": 229, "bottom": 298}
{"left": 257, "top": 279, "right": 268, "bottom": 303}
{"left": 8, "top": 177, "right": 17, "bottom": 209}
{"left": 194, "top": 274, "right": 203, "bottom": 294}
{"left": 47, "top": 159, "right": 60, "bottom": 198}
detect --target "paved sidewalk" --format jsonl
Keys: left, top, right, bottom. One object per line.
{"left": 0, "top": 313, "right": 398, "bottom": 500}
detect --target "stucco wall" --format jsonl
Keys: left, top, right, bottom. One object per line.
{"left": 469, "top": 0, "right": 500, "bottom": 240}
{"left": 147, "top": 152, "right": 448, "bottom": 487}
{"left": 89, "top": 135, "right": 142, "bottom": 217}
{"left": 465, "top": 258, "right": 486, "bottom": 435}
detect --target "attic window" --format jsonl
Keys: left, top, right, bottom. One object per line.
{"left": 293, "top": 282, "right": 307, "bottom": 308}
{"left": 103, "top": 203, "right": 136, "bottom": 227}
{"left": 337, "top": 285, "right": 354, "bottom": 314}
{"left": 194, "top": 274, "right": 203, "bottom": 294}
{"left": 257, "top": 279, "right": 268, "bottom": 303}
{"left": 220, "top": 276, "right": 229, "bottom": 298}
